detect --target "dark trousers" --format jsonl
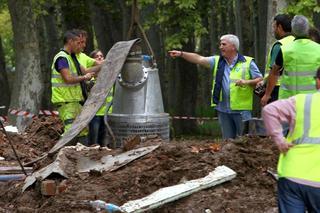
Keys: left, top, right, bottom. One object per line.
{"left": 268, "top": 85, "right": 279, "bottom": 103}
{"left": 88, "top": 116, "right": 106, "bottom": 146}
{"left": 278, "top": 178, "right": 320, "bottom": 213}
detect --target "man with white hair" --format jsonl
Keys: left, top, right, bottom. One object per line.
{"left": 169, "top": 34, "right": 263, "bottom": 139}
{"left": 261, "top": 15, "right": 320, "bottom": 106}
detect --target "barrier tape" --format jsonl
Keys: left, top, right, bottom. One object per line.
{"left": 0, "top": 116, "right": 7, "bottom": 122}
{"left": 8, "top": 108, "right": 59, "bottom": 118}
{"left": 39, "top": 110, "right": 59, "bottom": 116}
{"left": 7, "top": 108, "right": 218, "bottom": 122}
{"left": 171, "top": 116, "right": 217, "bottom": 121}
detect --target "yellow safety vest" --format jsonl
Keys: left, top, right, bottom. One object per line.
{"left": 76, "top": 52, "right": 96, "bottom": 69}
{"left": 211, "top": 56, "right": 254, "bottom": 110}
{"left": 265, "top": 35, "right": 295, "bottom": 86}
{"left": 278, "top": 93, "right": 320, "bottom": 182}
{"left": 51, "top": 51, "right": 83, "bottom": 104}
{"left": 76, "top": 52, "right": 113, "bottom": 115}
{"left": 279, "top": 39, "right": 320, "bottom": 99}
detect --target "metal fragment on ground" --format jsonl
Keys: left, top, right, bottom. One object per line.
{"left": 77, "top": 144, "right": 159, "bottom": 173}
{"left": 22, "top": 143, "right": 159, "bottom": 192}
{"left": 119, "top": 166, "right": 237, "bottom": 213}
{"left": 22, "top": 148, "right": 70, "bottom": 192}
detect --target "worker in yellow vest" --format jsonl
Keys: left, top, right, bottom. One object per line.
{"left": 169, "top": 34, "right": 263, "bottom": 139}
{"left": 51, "top": 30, "right": 100, "bottom": 145}
{"left": 257, "top": 14, "right": 294, "bottom": 103}
{"left": 72, "top": 30, "right": 110, "bottom": 146}
{"left": 262, "top": 66, "right": 320, "bottom": 212}
{"left": 261, "top": 15, "right": 320, "bottom": 106}
{"left": 89, "top": 49, "right": 114, "bottom": 146}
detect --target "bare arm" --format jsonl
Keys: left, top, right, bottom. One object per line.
{"left": 168, "top": 50, "right": 210, "bottom": 68}
{"left": 235, "top": 77, "right": 263, "bottom": 87}
{"left": 60, "top": 68, "right": 93, "bottom": 84}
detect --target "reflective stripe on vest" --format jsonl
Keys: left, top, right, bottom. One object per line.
{"left": 277, "top": 93, "right": 320, "bottom": 182}
{"left": 289, "top": 93, "right": 320, "bottom": 145}
{"left": 279, "top": 39, "right": 320, "bottom": 99}
{"left": 51, "top": 51, "right": 83, "bottom": 103}
{"left": 211, "top": 56, "right": 254, "bottom": 110}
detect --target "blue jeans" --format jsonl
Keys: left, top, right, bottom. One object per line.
{"left": 278, "top": 178, "right": 320, "bottom": 213}
{"left": 89, "top": 116, "right": 106, "bottom": 146}
{"left": 217, "top": 110, "right": 251, "bottom": 139}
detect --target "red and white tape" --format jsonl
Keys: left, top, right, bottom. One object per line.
{"left": 9, "top": 108, "right": 59, "bottom": 118}
{"left": 170, "top": 116, "right": 217, "bottom": 121}
{"left": 0, "top": 116, "right": 7, "bottom": 122}
{"left": 39, "top": 110, "right": 59, "bottom": 116}
{"left": 7, "top": 108, "right": 217, "bottom": 122}
{"left": 9, "top": 109, "right": 37, "bottom": 119}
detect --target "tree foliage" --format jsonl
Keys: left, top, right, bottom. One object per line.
{"left": 140, "top": 0, "right": 208, "bottom": 50}
{"left": 285, "top": 0, "right": 320, "bottom": 22}
{"left": 0, "top": 5, "right": 13, "bottom": 67}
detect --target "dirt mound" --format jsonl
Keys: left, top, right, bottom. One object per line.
{"left": 0, "top": 116, "right": 62, "bottom": 164}
{"left": 0, "top": 133, "right": 279, "bottom": 212}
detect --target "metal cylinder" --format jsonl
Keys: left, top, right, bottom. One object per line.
{"left": 106, "top": 51, "right": 170, "bottom": 147}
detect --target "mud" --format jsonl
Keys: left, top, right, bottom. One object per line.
{"left": 0, "top": 117, "right": 279, "bottom": 212}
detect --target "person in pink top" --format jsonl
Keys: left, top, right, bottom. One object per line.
{"left": 262, "top": 67, "right": 320, "bottom": 212}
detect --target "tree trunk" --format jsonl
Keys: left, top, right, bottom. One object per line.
{"left": 240, "top": 0, "right": 254, "bottom": 55}
{"left": 235, "top": 0, "right": 243, "bottom": 52}
{"left": 209, "top": 0, "right": 219, "bottom": 54}
{"left": 89, "top": 1, "right": 112, "bottom": 54}
{"left": 168, "top": 40, "right": 198, "bottom": 135}
{"left": 119, "top": 0, "right": 130, "bottom": 40}
{"left": 253, "top": 0, "right": 268, "bottom": 70}
{"left": 313, "top": 0, "right": 320, "bottom": 29}
{"left": 0, "top": 36, "right": 10, "bottom": 115}
{"left": 266, "top": 0, "right": 287, "bottom": 61}
{"left": 197, "top": 1, "right": 213, "bottom": 111}
{"left": 7, "top": 0, "right": 42, "bottom": 131}
{"left": 40, "top": 4, "right": 61, "bottom": 109}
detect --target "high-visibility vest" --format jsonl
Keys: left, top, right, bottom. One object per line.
{"left": 278, "top": 92, "right": 320, "bottom": 182}
{"left": 211, "top": 56, "right": 254, "bottom": 110}
{"left": 51, "top": 51, "right": 83, "bottom": 104}
{"left": 265, "top": 35, "right": 295, "bottom": 86}
{"left": 76, "top": 52, "right": 113, "bottom": 115}
{"left": 96, "top": 87, "right": 114, "bottom": 115}
{"left": 76, "top": 52, "right": 95, "bottom": 69}
{"left": 279, "top": 39, "right": 320, "bottom": 99}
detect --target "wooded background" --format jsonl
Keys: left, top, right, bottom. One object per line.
{"left": 0, "top": 0, "right": 319, "bottom": 134}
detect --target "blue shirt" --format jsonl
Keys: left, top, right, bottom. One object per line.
{"left": 208, "top": 54, "right": 262, "bottom": 113}
{"left": 54, "top": 57, "right": 69, "bottom": 73}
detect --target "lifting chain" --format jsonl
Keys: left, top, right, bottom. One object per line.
{"left": 127, "top": 0, "right": 155, "bottom": 64}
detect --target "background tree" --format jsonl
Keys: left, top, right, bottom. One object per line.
{"left": 2, "top": 0, "right": 320, "bottom": 135}
{"left": 0, "top": 3, "right": 11, "bottom": 115}
{"left": 7, "top": 0, "right": 42, "bottom": 131}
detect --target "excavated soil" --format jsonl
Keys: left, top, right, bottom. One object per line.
{"left": 0, "top": 117, "right": 279, "bottom": 212}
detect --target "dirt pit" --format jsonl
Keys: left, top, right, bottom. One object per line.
{"left": 0, "top": 117, "right": 279, "bottom": 212}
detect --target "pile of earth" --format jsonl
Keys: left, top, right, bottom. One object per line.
{"left": 0, "top": 117, "right": 279, "bottom": 212}
{"left": 0, "top": 116, "right": 62, "bottom": 165}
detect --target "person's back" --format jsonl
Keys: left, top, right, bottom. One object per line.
{"left": 280, "top": 37, "right": 320, "bottom": 99}
{"left": 278, "top": 15, "right": 320, "bottom": 99}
